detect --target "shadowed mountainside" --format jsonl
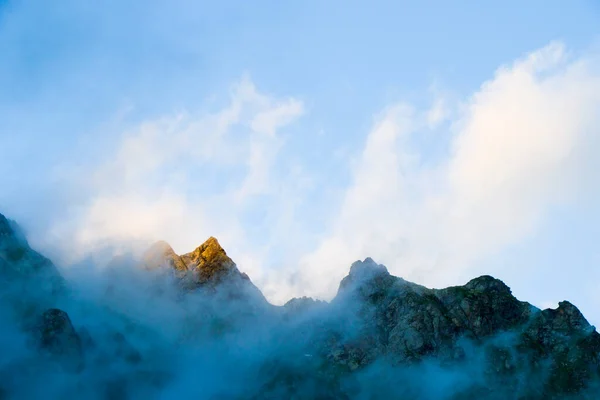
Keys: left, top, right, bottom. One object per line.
{"left": 0, "top": 212, "right": 599, "bottom": 399}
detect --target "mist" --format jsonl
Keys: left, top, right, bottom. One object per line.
{"left": 2, "top": 1, "right": 600, "bottom": 398}
{"left": 2, "top": 214, "right": 600, "bottom": 399}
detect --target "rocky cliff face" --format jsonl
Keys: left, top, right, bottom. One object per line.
{"left": 1, "top": 212, "right": 599, "bottom": 399}
{"left": 0, "top": 214, "right": 63, "bottom": 293}
{"left": 34, "top": 308, "right": 84, "bottom": 373}
{"left": 144, "top": 237, "right": 240, "bottom": 282}
{"left": 319, "top": 259, "right": 600, "bottom": 398}
{"left": 142, "top": 237, "right": 267, "bottom": 304}
{"left": 0, "top": 214, "right": 65, "bottom": 330}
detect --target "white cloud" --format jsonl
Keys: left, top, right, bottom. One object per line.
{"left": 50, "top": 77, "right": 305, "bottom": 264}
{"left": 38, "top": 42, "right": 600, "bottom": 315}
{"left": 424, "top": 82, "right": 454, "bottom": 130}
{"left": 442, "top": 42, "right": 600, "bottom": 265}
{"left": 426, "top": 97, "right": 449, "bottom": 129}
{"left": 250, "top": 98, "right": 304, "bottom": 136}
{"left": 283, "top": 42, "right": 600, "bottom": 300}
{"left": 236, "top": 100, "right": 305, "bottom": 201}
{"left": 425, "top": 91, "right": 450, "bottom": 129}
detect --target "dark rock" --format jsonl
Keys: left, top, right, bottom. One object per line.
{"left": 0, "top": 212, "right": 64, "bottom": 295}
{"left": 34, "top": 308, "right": 84, "bottom": 373}
{"left": 0, "top": 214, "right": 15, "bottom": 237}
{"left": 315, "top": 261, "right": 600, "bottom": 398}
{"left": 3, "top": 210, "right": 600, "bottom": 398}
{"left": 284, "top": 297, "right": 326, "bottom": 313}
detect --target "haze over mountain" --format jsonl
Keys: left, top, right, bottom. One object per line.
{"left": 1, "top": 211, "right": 600, "bottom": 399}
{"left": 1, "top": 1, "right": 600, "bottom": 398}
{"left": 1, "top": 1, "right": 600, "bottom": 329}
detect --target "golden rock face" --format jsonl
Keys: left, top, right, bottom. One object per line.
{"left": 144, "top": 237, "right": 238, "bottom": 285}
{"left": 183, "top": 237, "right": 236, "bottom": 284}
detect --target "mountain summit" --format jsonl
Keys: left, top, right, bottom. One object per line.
{"left": 180, "top": 236, "right": 239, "bottom": 284}
{"left": 0, "top": 214, "right": 63, "bottom": 294}
{"left": 144, "top": 236, "right": 245, "bottom": 283}
{"left": 142, "top": 236, "right": 265, "bottom": 303}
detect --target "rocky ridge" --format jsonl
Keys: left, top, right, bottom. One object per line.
{"left": 0, "top": 212, "right": 599, "bottom": 399}
{"left": 142, "top": 237, "right": 267, "bottom": 304}
{"left": 0, "top": 213, "right": 63, "bottom": 293}
{"left": 143, "top": 237, "right": 245, "bottom": 284}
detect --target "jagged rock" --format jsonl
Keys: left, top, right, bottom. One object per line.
{"left": 284, "top": 297, "right": 326, "bottom": 315}
{"left": 0, "top": 213, "right": 64, "bottom": 294}
{"left": 143, "top": 237, "right": 244, "bottom": 284}
{"left": 34, "top": 308, "right": 84, "bottom": 373}
{"left": 141, "top": 237, "right": 267, "bottom": 306}
{"left": 0, "top": 214, "right": 14, "bottom": 236}
{"left": 0, "top": 213, "right": 65, "bottom": 330}
{"left": 546, "top": 300, "right": 595, "bottom": 334}
{"left": 316, "top": 258, "right": 600, "bottom": 398}
{"left": 3, "top": 211, "right": 600, "bottom": 399}
{"left": 180, "top": 237, "right": 239, "bottom": 284}
{"left": 517, "top": 301, "right": 600, "bottom": 397}
{"left": 437, "top": 276, "right": 533, "bottom": 339}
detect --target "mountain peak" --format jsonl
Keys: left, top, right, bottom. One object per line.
{"left": 142, "top": 236, "right": 244, "bottom": 287}
{"left": 348, "top": 257, "right": 389, "bottom": 278}
{"left": 464, "top": 275, "right": 512, "bottom": 295}
{"left": 543, "top": 300, "right": 594, "bottom": 334}
{"left": 336, "top": 257, "right": 393, "bottom": 296}
{"left": 0, "top": 213, "right": 14, "bottom": 237}
{"left": 142, "top": 240, "right": 187, "bottom": 271}
{"left": 0, "top": 212, "right": 64, "bottom": 293}
{"left": 189, "top": 236, "right": 228, "bottom": 262}
{"left": 184, "top": 236, "right": 236, "bottom": 284}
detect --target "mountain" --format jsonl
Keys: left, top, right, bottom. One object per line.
{"left": 0, "top": 213, "right": 63, "bottom": 292}
{"left": 322, "top": 258, "right": 600, "bottom": 398}
{"left": 0, "top": 213, "right": 65, "bottom": 327}
{"left": 0, "top": 212, "right": 599, "bottom": 399}
{"left": 142, "top": 237, "right": 268, "bottom": 305}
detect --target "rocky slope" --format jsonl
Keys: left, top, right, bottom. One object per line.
{"left": 142, "top": 237, "right": 268, "bottom": 305}
{"left": 290, "top": 258, "right": 600, "bottom": 399}
{"left": 0, "top": 214, "right": 63, "bottom": 293}
{"left": 0, "top": 212, "right": 599, "bottom": 399}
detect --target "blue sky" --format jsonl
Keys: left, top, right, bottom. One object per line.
{"left": 1, "top": 1, "right": 600, "bottom": 323}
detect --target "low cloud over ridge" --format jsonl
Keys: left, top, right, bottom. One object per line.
{"left": 3, "top": 42, "right": 600, "bottom": 323}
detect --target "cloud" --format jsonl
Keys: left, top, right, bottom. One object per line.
{"left": 11, "top": 41, "right": 600, "bottom": 318}
{"left": 46, "top": 77, "right": 304, "bottom": 268}
{"left": 283, "top": 42, "right": 600, "bottom": 302}
{"left": 426, "top": 97, "right": 449, "bottom": 129}
{"left": 250, "top": 98, "right": 304, "bottom": 137}
{"left": 425, "top": 84, "right": 452, "bottom": 130}
{"left": 441, "top": 42, "right": 598, "bottom": 260}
